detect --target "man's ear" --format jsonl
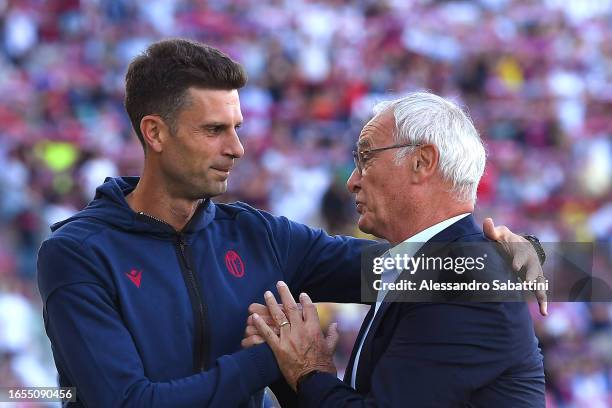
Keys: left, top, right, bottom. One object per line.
{"left": 140, "top": 115, "right": 168, "bottom": 153}
{"left": 412, "top": 144, "right": 439, "bottom": 179}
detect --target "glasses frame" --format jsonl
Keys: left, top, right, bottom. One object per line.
{"left": 352, "top": 143, "right": 421, "bottom": 174}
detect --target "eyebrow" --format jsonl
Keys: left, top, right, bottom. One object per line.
{"left": 199, "top": 121, "right": 243, "bottom": 129}
{"left": 357, "top": 137, "right": 372, "bottom": 151}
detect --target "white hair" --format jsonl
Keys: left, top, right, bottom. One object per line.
{"left": 374, "top": 91, "right": 486, "bottom": 203}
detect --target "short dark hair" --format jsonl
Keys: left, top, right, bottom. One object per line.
{"left": 124, "top": 38, "right": 247, "bottom": 148}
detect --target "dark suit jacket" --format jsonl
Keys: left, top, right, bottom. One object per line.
{"left": 298, "top": 215, "right": 545, "bottom": 407}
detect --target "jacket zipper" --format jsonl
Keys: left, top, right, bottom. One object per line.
{"left": 177, "top": 234, "right": 208, "bottom": 371}
{"left": 137, "top": 212, "right": 209, "bottom": 372}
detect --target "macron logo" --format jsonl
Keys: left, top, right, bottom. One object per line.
{"left": 126, "top": 269, "right": 143, "bottom": 288}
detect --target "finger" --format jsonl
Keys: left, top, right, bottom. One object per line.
{"left": 482, "top": 218, "right": 500, "bottom": 241}
{"left": 512, "top": 254, "right": 527, "bottom": 275}
{"left": 536, "top": 290, "right": 548, "bottom": 316}
{"left": 521, "top": 255, "right": 548, "bottom": 316}
{"left": 277, "top": 281, "right": 303, "bottom": 326}
{"left": 246, "top": 322, "right": 280, "bottom": 336}
{"left": 299, "top": 292, "right": 320, "bottom": 326}
{"left": 325, "top": 322, "right": 340, "bottom": 352}
{"left": 512, "top": 256, "right": 530, "bottom": 282}
{"left": 522, "top": 252, "right": 542, "bottom": 282}
{"left": 252, "top": 313, "right": 280, "bottom": 348}
{"left": 245, "top": 325, "right": 259, "bottom": 337}
{"left": 495, "top": 225, "right": 522, "bottom": 243}
{"left": 247, "top": 324, "right": 280, "bottom": 336}
{"left": 264, "top": 291, "right": 291, "bottom": 334}
{"left": 241, "top": 335, "right": 265, "bottom": 348}
{"left": 247, "top": 313, "right": 276, "bottom": 328}
{"left": 500, "top": 239, "right": 532, "bottom": 281}
{"left": 539, "top": 299, "right": 548, "bottom": 316}
{"left": 248, "top": 303, "right": 269, "bottom": 316}
{"left": 533, "top": 273, "right": 548, "bottom": 317}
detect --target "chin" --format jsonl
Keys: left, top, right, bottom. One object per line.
{"left": 358, "top": 215, "right": 384, "bottom": 239}
{"left": 207, "top": 181, "right": 228, "bottom": 197}
{"left": 357, "top": 216, "right": 373, "bottom": 235}
{"left": 187, "top": 181, "right": 227, "bottom": 200}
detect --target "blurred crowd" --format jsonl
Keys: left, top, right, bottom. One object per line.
{"left": 0, "top": 0, "right": 610, "bottom": 406}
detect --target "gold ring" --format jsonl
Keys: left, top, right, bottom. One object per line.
{"left": 279, "top": 320, "right": 290, "bottom": 328}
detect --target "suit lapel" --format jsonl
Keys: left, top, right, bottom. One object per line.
{"left": 343, "top": 242, "right": 389, "bottom": 386}
{"left": 352, "top": 215, "right": 481, "bottom": 389}
{"left": 351, "top": 289, "right": 398, "bottom": 390}
{"left": 343, "top": 305, "right": 375, "bottom": 385}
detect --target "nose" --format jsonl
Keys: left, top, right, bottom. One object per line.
{"left": 347, "top": 167, "right": 361, "bottom": 194}
{"left": 225, "top": 128, "right": 244, "bottom": 159}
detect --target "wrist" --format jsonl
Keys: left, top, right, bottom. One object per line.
{"left": 296, "top": 370, "right": 321, "bottom": 393}
{"left": 295, "top": 362, "right": 336, "bottom": 391}
{"left": 522, "top": 234, "right": 546, "bottom": 265}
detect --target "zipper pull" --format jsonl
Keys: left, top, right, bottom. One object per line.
{"left": 177, "top": 235, "right": 192, "bottom": 270}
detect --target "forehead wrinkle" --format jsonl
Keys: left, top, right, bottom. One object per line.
{"left": 359, "top": 118, "right": 392, "bottom": 149}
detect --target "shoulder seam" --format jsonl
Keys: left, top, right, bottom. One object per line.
{"left": 51, "top": 220, "right": 113, "bottom": 248}
{"left": 44, "top": 281, "right": 116, "bottom": 310}
{"left": 213, "top": 201, "right": 254, "bottom": 220}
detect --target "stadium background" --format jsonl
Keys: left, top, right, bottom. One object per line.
{"left": 0, "top": 0, "right": 610, "bottom": 406}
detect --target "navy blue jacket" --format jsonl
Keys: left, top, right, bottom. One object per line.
{"left": 299, "top": 215, "right": 545, "bottom": 407}
{"left": 37, "top": 176, "right": 370, "bottom": 407}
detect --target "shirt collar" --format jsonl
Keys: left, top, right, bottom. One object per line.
{"left": 388, "top": 212, "right": 471, "bottom": 259}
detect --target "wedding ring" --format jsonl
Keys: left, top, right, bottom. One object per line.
{"left": 279, "top": 320, "right": 290, "bottom": 328}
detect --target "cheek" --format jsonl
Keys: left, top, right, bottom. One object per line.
{"left": 362, "top": 178, "right": 387, "bottom": 207}
{"left": 363, "top": 177, "right": 398, "bottom": 219}
{"left": 180, "top": 133, "right": 215, "bottom": 157}
{"left": 185, "top": 145, "right": 213, "bottom": 169}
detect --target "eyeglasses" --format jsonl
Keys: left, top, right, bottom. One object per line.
{"left": 352, "top": 143, "right": 421, "bottom": 174}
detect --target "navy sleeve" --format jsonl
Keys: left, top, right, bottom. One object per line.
{"left": 298, "top": 303, "right": 544, "bottom": 408}
{"left": 258, "top": 211, "right": 376, "bottom": 303}
{"left": 38, "top": 237, "right": 280, "bottom": 408}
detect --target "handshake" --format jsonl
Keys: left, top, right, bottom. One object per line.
{"left": 242, "top": 281, "right": 338, "bottom": 391}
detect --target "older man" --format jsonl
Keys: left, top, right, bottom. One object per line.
{"left": 250, "top": 92, "right": 545, "bottom": 407}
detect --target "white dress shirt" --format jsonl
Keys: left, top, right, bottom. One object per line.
{"left": 350, "top": 213, "right": 471, "bottom": 388}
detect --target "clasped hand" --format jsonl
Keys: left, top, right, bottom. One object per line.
{"left": 243, "top": 281, "right": 338, "bottom": 391}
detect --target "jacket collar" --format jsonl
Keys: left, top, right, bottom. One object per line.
{"left": 51, "top": 176, "right": 216, "bottom": 238}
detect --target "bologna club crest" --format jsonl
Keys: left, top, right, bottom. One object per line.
{"left": 225, "top": 250, "right": 245, "bottom": 278}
